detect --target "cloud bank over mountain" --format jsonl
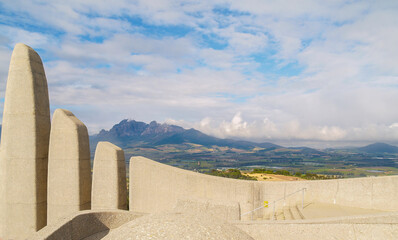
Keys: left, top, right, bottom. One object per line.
{"left": 0, "top": 0, "right": 398, "bottom": 144}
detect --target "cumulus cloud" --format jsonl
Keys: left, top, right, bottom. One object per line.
{"left": 188, "top": 112, "right": 398, "bottom": 145}
{"left": 191, "top": 113, "right": 347, "bottom": 141}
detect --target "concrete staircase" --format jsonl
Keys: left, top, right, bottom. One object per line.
{"left": 257, "top": 202, "right": 386, "bottom": 221}
{"left": 261, "top": 205, "right": 305, "bottom": 220}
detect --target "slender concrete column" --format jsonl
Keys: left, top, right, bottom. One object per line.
{"left": 92, "top": 142, "right": 127, "bottom": 210}
{"left": 0, "top": 43, "right": 51, "bottom": 239}
{"left": 47, "top": 109, "right": 91, "bottom": 225}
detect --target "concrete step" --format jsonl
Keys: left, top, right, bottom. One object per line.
{"left": 283, "top": 207, "right": 294, "bottom": 220}
{"left": 275, "top": 210, "right": 285, "bottom": 220}
{"left": 254, "top": 212, "right": 272, "bottom": 220}
{"left": 291, "top": 205, "right": 305, "bottom": 220}
{"left": 252, "top": 205, "right": 305, "bottom": 221}
{"left": 251, "top": 202, "right": 386, "bottom": 221}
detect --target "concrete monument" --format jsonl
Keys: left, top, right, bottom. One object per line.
{"left": 0, "top": 43, "right": 51, "bottom": 239}
{"left": 2, "top": 43, "right": 398, "bottom": 240}
{"left": 47, "top": 109, "right": 91, "bottom": 225}
{"left": 92, "top": 141, "right": 127, "bottom": 210}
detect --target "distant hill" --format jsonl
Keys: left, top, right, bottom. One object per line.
{"left": 358, "top": 142, "right": 398, "bottom": 153}
{"left": 153, "top": 128, "right": 281, "bottom": 149}
{"left": 90, "top": 119, "right": 281, "bottom": 150}
{"left": 288, "top": 147, "right": 324, "bottom": 155}
{"left": 90, "top": 119, "right": 184, "bottom": 148}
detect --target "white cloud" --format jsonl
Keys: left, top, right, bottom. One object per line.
{"left": 0, "top": 0, "right": 398, "bottom": 145}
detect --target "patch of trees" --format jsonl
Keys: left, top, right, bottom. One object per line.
{"left": 205, "top": 169, "right": 257, "bottom": 181}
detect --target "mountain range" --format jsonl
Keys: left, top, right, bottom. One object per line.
{"left": 89, "top": 119, "right": 398, "bottom": 154}
{"left": 90, "top": 119, "right": 281, "bottom": 150}
{"left": 0, "top": 121, "right": 397, "bottom": 154}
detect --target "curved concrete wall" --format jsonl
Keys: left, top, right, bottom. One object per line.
{"left": 130, "top": 157, "right": 261, "bottom": 220}
{"left": 129, "top": 156, "right": 398, "bottom": 220}
{"left": 258, "top": 175, "right": 398, "bottom": 214}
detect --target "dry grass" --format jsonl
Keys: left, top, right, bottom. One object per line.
{"left": 243, "top": 173, "right": 306, "bottom": 181}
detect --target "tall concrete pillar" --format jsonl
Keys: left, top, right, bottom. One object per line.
{"left": 92, "top": 142, "right": 127, "bottom": 210}
{"left": 0, "top": 43, "right": 51, "bottom": 239}
{"left": 47, "top": 109, "right": 91, "bottom": 225}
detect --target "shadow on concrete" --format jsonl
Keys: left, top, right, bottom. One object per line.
{"left": 32, "top": 210, "right": 145, "bottom": 240}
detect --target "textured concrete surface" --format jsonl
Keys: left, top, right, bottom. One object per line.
{"left": 32, "top": 210, "right": 145, "bottom": 240}
{"left": 31, "top": 152, "right": 398, "bottom": 239}
{"left": 258, "top": 175, "right": 398, "bottom": 212}
{"left": 104, "top": 211, "right": 254, "bottom": 240}
{"left": 47, "top": 109, "right": 92, "bottom": 225}
{"left": 173, "top": 198, "right": 241, "bottom": 221}
{"left": 301, "top": 202, "right": 385, "bottom": 219}
{"left": 32, "top": 210, "right": 398, "bottom": 239}
{"left": 130, "top": 156, "right": 260, "bottom": 221}
{"left": 293, "top": 211, "right": 398, "bottom": 224}
{"left": 235, "top": 222, "right": 398, "bottom": 240}
{"left": 240, "top": 211, "right": 398, "bottom": 225}
{"left": 130, "top": 156, "right": 398, "bottom": 221}
{"left": 92, "top": 142, "right": 127, "bottom": 210}
{"left": 0, "top": 43, "right": 51, "bottom": 239}
{"left": 34, "top": 210, "right": 253, "bottom": 240}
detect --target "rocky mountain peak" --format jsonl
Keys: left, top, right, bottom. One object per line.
{"left": 95, "top": 119, "right": 184, "bottom": 139}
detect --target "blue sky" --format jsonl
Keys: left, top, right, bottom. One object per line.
{"left": 1, "top": 0, "right": 398, "bottom": 147}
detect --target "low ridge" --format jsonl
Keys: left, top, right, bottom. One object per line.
{"left": 358, "top": 142, "right": 398, "bottom": 153}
